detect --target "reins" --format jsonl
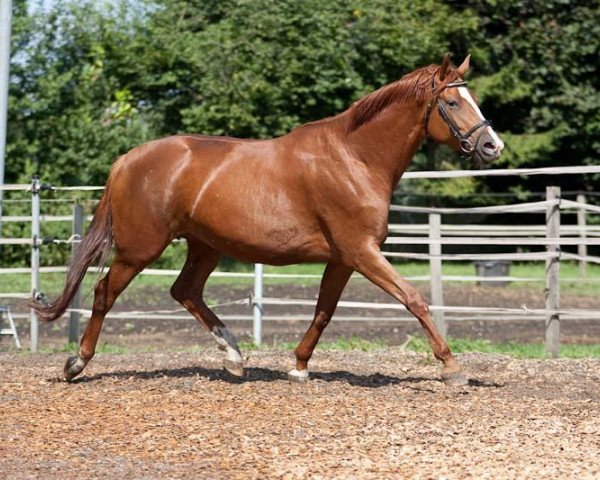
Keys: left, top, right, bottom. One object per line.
{"left": 423, "top": 77, "right": 490, "bottom": 157}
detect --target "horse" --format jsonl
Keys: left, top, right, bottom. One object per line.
{"left": 34, "top": 54, "right": 503, "bottom": 385}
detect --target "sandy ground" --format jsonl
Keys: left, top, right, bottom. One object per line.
{"left": 1, "top": 350, "right": 599, "bottom": 479}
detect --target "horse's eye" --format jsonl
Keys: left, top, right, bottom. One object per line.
{"left": 447, "top": 100, "right": 459, "bottom": 108}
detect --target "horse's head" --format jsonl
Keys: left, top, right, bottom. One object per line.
{"left": 424, "top": 54, "right": 504, "bottom": 167}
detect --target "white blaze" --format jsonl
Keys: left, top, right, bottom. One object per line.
{"left": 457, "top": 86, "right": 504, "bottom": 151}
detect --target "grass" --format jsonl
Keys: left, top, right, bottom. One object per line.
{"left": 39, "top": 341, "right": 131, "bottom": 355}
{"left": 406, "top": 335, "right": 600, "bottom": 358}
{"left": 24, "top": 336, "right": 600, "bottom": 358}
{"left": 34, "top": 336, "right": 387, "bottom": 355}
{"left": 4, "top": 260, "right": 600, "bottom": 360}
{"left": 3, "top": 260, "right": 600, "bottom": 296}
{"left": 238, "top": 336, "right": 386, "bottom": 352}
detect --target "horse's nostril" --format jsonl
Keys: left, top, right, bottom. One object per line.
{"left": 483, "top": 141, "right": 497, "bottom": 151}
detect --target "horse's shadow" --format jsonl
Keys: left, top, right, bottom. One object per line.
{"left": 63, "top": 366, "right": 504, "bottom": 389}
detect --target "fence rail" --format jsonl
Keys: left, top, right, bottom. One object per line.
{"left": 3, "top": 168, "right": 600, "bottom": 353}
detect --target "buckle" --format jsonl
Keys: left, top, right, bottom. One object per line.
{"left": 460, "top": 139, "right": 474, "bottom": 153}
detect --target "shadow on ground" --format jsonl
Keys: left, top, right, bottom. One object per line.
{"left": 54, "top": 366, "right": 504, "bottom": 389}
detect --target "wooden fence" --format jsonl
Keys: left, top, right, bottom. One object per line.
{"left": 3, "top": 167, "right": 600, "bottom": 354}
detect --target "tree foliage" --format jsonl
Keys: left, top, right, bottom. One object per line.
{"left": 463, "top": 0, "right": 600, "bottom": 195}
{"left": 2, "top": 0, "right": 600, "bottom": 266}
{"left": 7, "top": 0, "right": 481, "bottom": 185}
{"left": 7, "top": 0, "right": 599, "bottom": 188}
{"left": 7, "top": 0, "right": 155, "bottom": 186}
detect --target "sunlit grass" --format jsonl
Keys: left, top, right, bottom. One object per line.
{"left": 38, "top": 341, "right": 130, "bottom": 355}
{"left": 3, "top": 261, "right": 600, "bottom": 296}
{"left": 239, "top": 336, "right": 386, "bottom": 352}
{"left": 27, "top": 336, "right": 600, "bottom": 358}
{"left": 406, "top": 335, "right": 600, "bottom": 358}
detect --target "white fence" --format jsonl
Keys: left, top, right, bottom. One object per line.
{"left": 3, "top": 166, "right": 600, "bottom": 354}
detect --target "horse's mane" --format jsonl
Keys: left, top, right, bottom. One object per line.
{"left": 347, "top": 64, "right": 462, "bottom": 132}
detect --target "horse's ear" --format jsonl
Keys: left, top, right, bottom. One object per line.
{"left": 457, "top": 54, "right": 471, "bottom": 77}
{"left": 439, "top": 53, "right": 451, "bottom": 80}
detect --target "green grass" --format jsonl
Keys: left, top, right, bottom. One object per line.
{"left": 3, "top": 260, "right": 600, "bottom": 297}
{"left": 39, "top": 341, "right": 131, "bottom": 355}
{"left": 21, "top": 336, "right": 600, "bottom": 358}
{"left": 406, "top": 335, "right": 600, "bottom": 358}
{"left": 240, "top": 335, "right": 600, "bottom": 358}
{"left": 239, "top": 336, "right": 386, "bottom": 352}
{"left": 36, "top": 342, "right": 208, "bottom": 355}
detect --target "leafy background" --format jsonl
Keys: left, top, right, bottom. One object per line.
{"left": 2, "top": 0, "right": 599, "bottom": 266}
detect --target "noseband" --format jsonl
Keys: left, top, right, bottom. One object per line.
{"left": 423, "top": 78, "right": 490, "bottom": 156}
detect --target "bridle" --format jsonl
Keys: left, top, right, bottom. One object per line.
{"left": 423, "top": 77, "right": 490, "bottom": 157}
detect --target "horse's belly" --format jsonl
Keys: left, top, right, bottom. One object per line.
{"left": 181, "top": 197, "right": 330, "bottom": 264}
{"left": 188, "top": 222, "right": 331, "bottom": 264}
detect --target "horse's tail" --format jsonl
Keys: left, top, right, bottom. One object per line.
{"left": 32, "top": 175, "right": 116, "bottom": 322}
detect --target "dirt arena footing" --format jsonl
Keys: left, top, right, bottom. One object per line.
{"left": 1, "top": 350, "right": 599, "bottom": 479}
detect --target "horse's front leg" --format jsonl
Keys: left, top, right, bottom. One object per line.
{"left": 289, "top": 262, "right": 353, "bottom": 382}
{"left": 354, "top": 242, "right": 468, "bottom": 386}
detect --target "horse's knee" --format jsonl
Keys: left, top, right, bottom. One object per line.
{"left": 314, "top": 312, "right": 331, "bottom": 330}
{"left": 406, "top": 293, "right": 429, "bottom": 318}
{"left": 170, "top": 278, "right": 198, "bottom": 305}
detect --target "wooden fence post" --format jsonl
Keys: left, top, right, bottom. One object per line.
{"left": 429, "top": 213, "right": 446, "bottom": 338}
{"left": 30, "top": 176, "right": 40, "bottom": 353}
{"left": 577, "top": 194, "right": 587, "bottom": 278}
{"left": 545, "top": 186, "right": 560, "bottom": 358}
{"left": 253, "top": 263, "right": 263, "bottom": 345}
{"left": 68, "top": 203, "right": 84, "bottom": 345}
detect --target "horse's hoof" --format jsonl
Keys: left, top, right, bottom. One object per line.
{"left": 223, "top": 359, "right": 244, "bottom": 377}
{"left": 288, "top": 369, "right": 309, "bottom": 383}
{"left": 441, "top": 370, "right": 469, "bottom": 386}
{"left": 64, "top": 355, "right": 87, "bottom": 382}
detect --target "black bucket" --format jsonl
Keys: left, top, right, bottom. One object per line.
{"left": 473, "top": 260, "right": 510, "bottom": 287}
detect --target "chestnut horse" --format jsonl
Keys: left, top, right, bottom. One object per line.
{"left": 34, "top": 54, "right": 503, "bottom": 384}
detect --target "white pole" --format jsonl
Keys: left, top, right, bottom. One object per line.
{"left": 30, "top": 176, "right": 40, "bottom": 353}
{"left": 253, "top": 263, "right": 263, "bottom": 345}
{"left": 0, "top": 0, "right": 13, "bottom": 237}
{"left": 576, "top": 194, "right": 587, "bottom": 278}
{"left": 429, "top": 213, "right": 446, "bottom": 337}
{"left": 545, "top": 186, "right": 560, "bottom": 358}
{"left": 68, "top": 203, "right": 83, "bottom": 344}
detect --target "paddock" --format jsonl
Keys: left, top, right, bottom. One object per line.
{"left": 1, "top": 350, "right": 598, "bottom": 478}
{"left": 4, "top": 165, "right": 600, "bottom": 355}
{"left": 2, "top": 167, "right": 600, "bottom": 477}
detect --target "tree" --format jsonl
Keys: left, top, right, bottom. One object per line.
{"left": 133, "top": 0, "right": 478, "bottom": 138}
{"left": 5, "top": 0, "right": 599, "bottom": 267}
{"left": 455, "top": 0, "right": 600, "bottom": 197}
{"left": 7, "top": 0, "right": 156, "bottom": 186}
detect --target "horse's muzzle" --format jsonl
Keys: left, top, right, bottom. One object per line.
{"left": 473, "top": 129, "right": 503, "bottom": 167}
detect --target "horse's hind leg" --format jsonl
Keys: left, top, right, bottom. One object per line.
{"left": 64, "top": 252, "right": 159, "bottom": 381}
{"left": 170, "top": 242, "right": 244, "bottom": 376}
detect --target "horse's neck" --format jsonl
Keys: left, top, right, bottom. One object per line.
{"left": 346, "top": 102, "right": 427, "bottom": 189}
